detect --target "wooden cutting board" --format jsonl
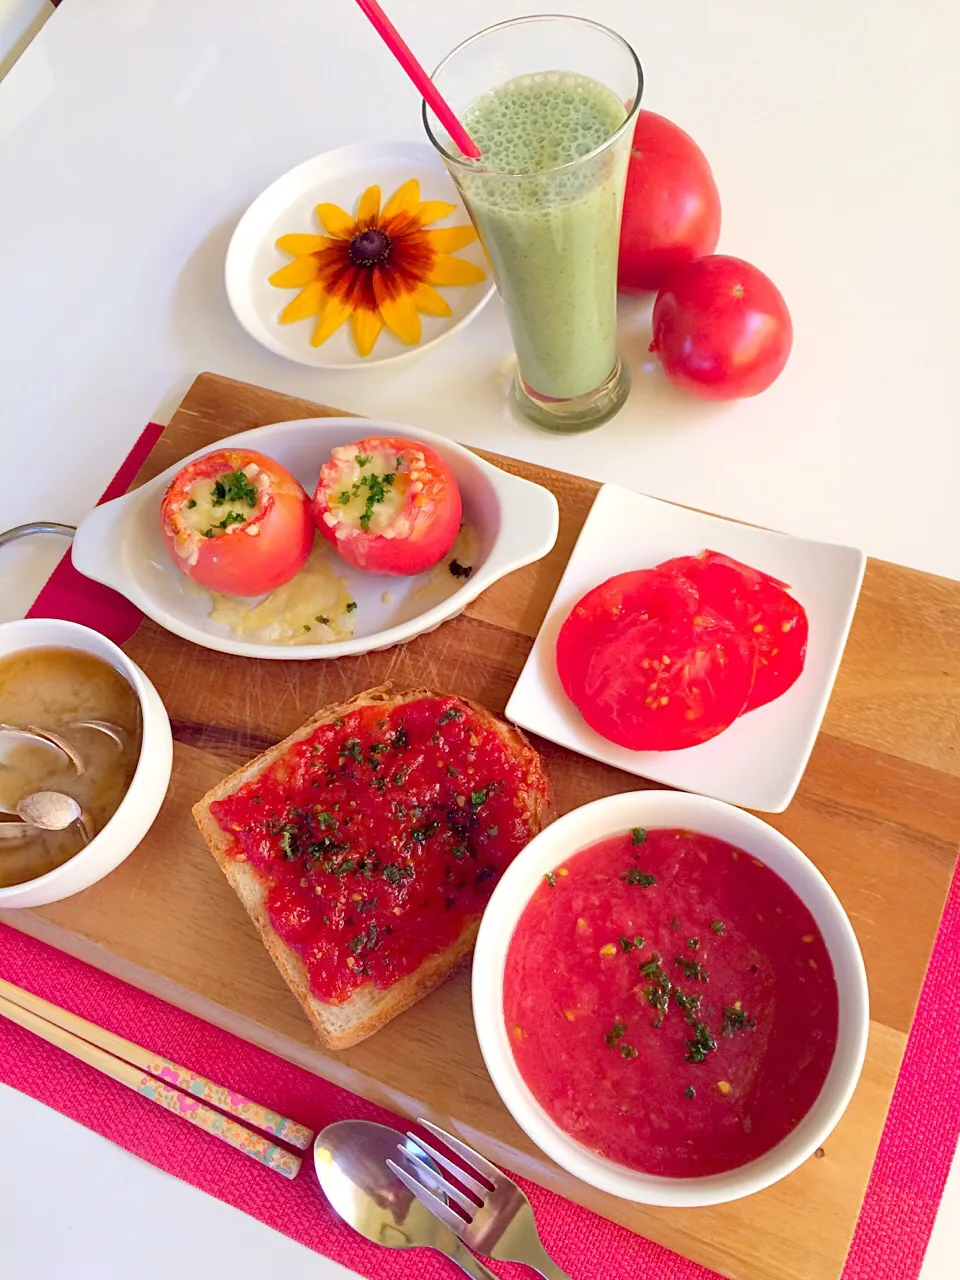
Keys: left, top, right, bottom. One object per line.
{"left": 5, "top": 371, "right": 960, "bottom": 1280}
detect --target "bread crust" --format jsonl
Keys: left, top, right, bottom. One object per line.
{"left": 192, "top": 685, "right": 549, "bottom": 1050}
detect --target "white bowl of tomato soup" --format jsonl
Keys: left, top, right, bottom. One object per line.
{"left": 472, "top": 790, "right": 869, "bottom": 1206}
{"left": 0, "top": 619, "right": 173, "bottom": 908}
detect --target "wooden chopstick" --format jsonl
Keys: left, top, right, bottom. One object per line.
{"left": 0, "top": 976, "right": 313, "bottom": 1149}
{"left": 0, "top": 982, "right": 311, "bottom": 1179}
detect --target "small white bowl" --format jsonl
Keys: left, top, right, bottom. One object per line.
{"left": 0, "top": 619, "right": 173, "bottom": 909}
{"left": 472, "top": 790, "right": 869, "bottom": 1207}
{"left": 225, "top": 141, "right": 494, "bottom": 369}
{"left": 71, "top": 419, "right": 559, "bottom": 662}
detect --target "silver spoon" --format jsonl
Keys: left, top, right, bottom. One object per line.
{"left": 314, "top": 1119, "right": 498, "bottom": 1280}
{"left": 15, "top": 791, "right": 94, "bottom": 844}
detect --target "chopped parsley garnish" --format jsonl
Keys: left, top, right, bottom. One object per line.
{"left": 338, "top": 490, "right": 352, "bottom": 504}
{"left": 618, "top": 935, "right": 645, "bottom": 953}
{"left": 619, "top": 1043, "right": 638, "bottom": 1060}
{"left": 382, "top": 862, "right": 415, "bottom": 886}
{"left": 303, "top": 624, "right": 311, "bottom": 633}
{"left": 357, "top": 897, "right": 380, "bottom": 913}
{"left": 446, "top": 765, "right": 458, "bottom": 777}
{"left": 341, "top": 737, "right": 363, "bottom": 764}
{"left": 438, "top": 706, "right": 463, "bottom": 726}
{"left": 674, "top": 988, "right": 717, "bottom": 1063}
{"left": 185, "top": 498, "right": 197, "bottom": 509}
{"left": 684, "top": 1085, "right": 696, "bottom": 1099}
{"left": 630, "top": 827, "right": 647, "bottom": 845}
{"left": 213, "top": 510, "right": 247, "bottom": 531}
{"left": 470, "top": 787, "right": 490, "bottom": 808}
{"left": 279, "top": 825, "right": 299, "bottom": 859}
{"left": 452, "top": 844, "right": 467, "bottom": 860}
{"left": 392, "top": 726, "right": 409, "bottom": 750}
{"left": 345, "top": 600, "right": 357, "bottom": 613}
{"left": 675, "top": 957, "right": 709, "bottom": 982}
{"left": 604, "top": 1021, "right": 627, "bottom": 1048}
{"left": 721, "top": 1005, "right": 756, "bottom": 1037}
{"left": 621, "top": 867, "right": 657, "bottom": 887}
{"left": 410, "top": 821, "right": 440, "bottom": 844}
{"left": 688, "top": 938, "right": 701, "bottom": 951}
{"left": 355, "top": 453, "right": 373, "bottom": 467}
{"left": 348, "top": 921, "right": 380, "bottom": 954}
{"left": 710, "top": 919, "right": 725, "bottom": 935}
{"left": 544, "top": 871, "right": 556, "bottom": 887}
{"left": 640, "top": 954, "right": 671, "bottom": 1026}
{"left": 392, "top": 769, "right": 408, "bottom": 786}
{"left": 315, "top": 615, "right": 329, "bottom": 625}
{"left": 315, "top": 811, "right": 336, "bottom": 829}
{"left": 369, "top": 742, "right": 388, "bottom": 754}
{"left": 212, "top": 470, "right": 258, "bottom": 508}
{"left": 449, "top": 559, "right": 473, "bottom": 579}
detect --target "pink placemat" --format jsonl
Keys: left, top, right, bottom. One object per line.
{"left": 2, "top": 422, "right": 959, "bottom": 1280}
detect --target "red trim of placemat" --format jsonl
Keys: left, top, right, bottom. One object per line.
{"left": 2, "top": 420, "right": 958, "bottom": 1279}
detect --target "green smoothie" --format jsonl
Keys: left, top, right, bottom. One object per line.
{"left": 458, "top": 72, "right": 629, "bottom": 402}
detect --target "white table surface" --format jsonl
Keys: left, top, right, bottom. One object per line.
{"left": 0, "top": 1, "right": 956, "bottom": 1276}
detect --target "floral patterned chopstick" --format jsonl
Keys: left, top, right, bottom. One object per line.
{"left": 0, "top": 977, "right": 313, "bottom": 1168}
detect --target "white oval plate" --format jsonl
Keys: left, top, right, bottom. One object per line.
{"left": 71, "top": 419, "right": 559, "bottom": 661}
{"left": 225, "top": 141, "right": 494, "bottom": 370}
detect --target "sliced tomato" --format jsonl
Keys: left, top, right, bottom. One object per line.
{"left": 556, "top": 570, "right": 755, "bottom": 751}
{"left": 656, "top": 550, "right": 808, "bottom": 711}
{"left": 160, "top": 448, "right": 313, "bottom": 597}
{"left": 312, "top": 436, "right": 462, "bottom": 576}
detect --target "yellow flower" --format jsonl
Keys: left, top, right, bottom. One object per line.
{"left": 269, "top": 179, "right": 485, "bottom": 357}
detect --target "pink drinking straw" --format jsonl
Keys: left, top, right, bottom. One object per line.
{"left": 354, "top": 0, "right": 482, "bottom": 159}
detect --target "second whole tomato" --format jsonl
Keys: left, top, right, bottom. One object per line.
{"left": 650, "top": 255, "right": 793, "bottom": 400}
{"left": 618, "top": 110, "right": 722, "bottom": 294}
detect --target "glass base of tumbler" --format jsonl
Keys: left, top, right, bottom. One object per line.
{"left": 511, "top": 359, "right": 631, "bottom": 433}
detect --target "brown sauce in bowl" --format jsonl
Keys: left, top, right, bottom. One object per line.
{"left": 0, "top": 648, "right": 142, "bottom": 888}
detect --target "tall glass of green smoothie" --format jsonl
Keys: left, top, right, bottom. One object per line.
{"left": 424, "top": 16, "right": 642, "bottom": 432}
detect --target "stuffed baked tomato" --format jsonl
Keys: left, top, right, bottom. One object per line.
{"left": 312, "top": 436, "right": 461, "bottom": 576}
{"left": 160, "top": 448, "right": 313, "bottom": 596}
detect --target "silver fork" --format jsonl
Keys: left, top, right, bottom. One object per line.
{"left": 387, "top": 1119, "right": 572, "bottom": 1280}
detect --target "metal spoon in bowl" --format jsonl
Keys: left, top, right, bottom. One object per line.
{"left": 314, "top": 1119, "right": 499, "bottom": 1280}
{"left": 15, "top": 791, "right": 94, "bottom": 844}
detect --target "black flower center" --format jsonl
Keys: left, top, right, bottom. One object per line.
{"left": 349, "top": 229, "right": 392, "bottom": 267}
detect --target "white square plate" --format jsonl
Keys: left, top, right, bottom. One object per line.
{"left": 506, "top": 485, "right": 866, "bottom": 812}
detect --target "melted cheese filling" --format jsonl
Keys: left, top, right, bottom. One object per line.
{"left": 205, "top": 545, "right": 356, "bottom": 645}
{"left": 321, "top": 445, "right": 418, "bottom": 540}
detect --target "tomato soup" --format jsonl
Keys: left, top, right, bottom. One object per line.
{"left": 503, "top": 828, "right": 838, "bottom": 1177}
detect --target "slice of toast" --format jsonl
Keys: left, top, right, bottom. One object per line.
{"left": 192, "top": 685, "right": 549, "bottom": 1050}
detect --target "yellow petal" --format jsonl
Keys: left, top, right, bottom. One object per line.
{"left": 351, "top": 308, "right": 384, "bottom": 357}
{"left": 425, "top": 225, "right": 477, "bottom": 253}
{"left": 382, "top": 179, "right": 421, "bottom": 223}
{"left": 311, "top": 295, "right": 353, "bottom": 346}
{"left": 413, "top": 282, "right": 452, "bottom": 318}
{"left": 356, "top": 184, "right": 381, "bottom": 227}
{"left": 269, "top": 258, "right": 323, "bottom": 288}
{"left": 279, "top": 281, "right": 325, "bottom": 324}
{"left": 275, "top": 233, "right": 334, "bottom": 255}
{"left": 374, "top": 276, "right": 421, "bottom": 345}
{"left": 315, "top": 202, "right": 356, "bottom": 238}
{"left": 416, "top": 199, "right": 457, "bottom": 225}
{"left": 427, "top": 253, "right": 487, "bottom": 286}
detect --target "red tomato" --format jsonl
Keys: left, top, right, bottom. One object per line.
{"left": 650, "top": 255, "right": 793, "bottom": 399}
{"left": 312, "top": 436, "right": 461, "bottom": 576}
{"left": 618, "top": 110, "right": 722, "bottom": 294}
{"left": 160, "top": 448, "right": 312, "bottom": 596}
{"left": 659, "top": 551, "right": 808, "bottom": 711}
{"left": 556, "top": 569, "right": 756, "bottom": 751}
